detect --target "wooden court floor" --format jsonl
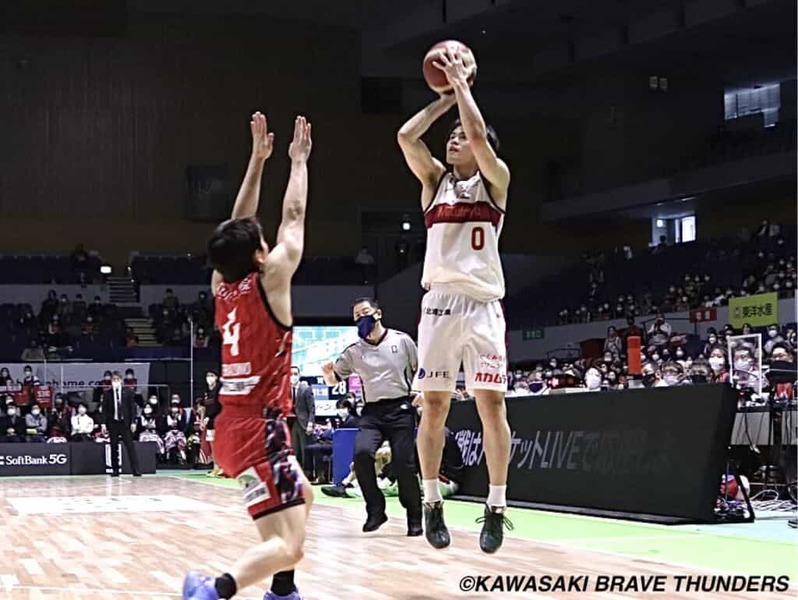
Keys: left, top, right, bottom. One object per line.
{"left": 0, "top": 475, "right": 791, "bottom": 599}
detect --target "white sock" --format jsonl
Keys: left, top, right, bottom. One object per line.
{"left": 487, "top": 485, "right": 506, "bottom": 509}
{"left": 423, "top": 479, "right": 443, "bottom": 504}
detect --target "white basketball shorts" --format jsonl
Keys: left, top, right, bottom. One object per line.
{"left": 414, "top": 289, "right": 507, "bottom": 395}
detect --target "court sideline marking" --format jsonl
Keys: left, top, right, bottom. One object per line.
{"left": 172, "top": 474, "right": 798, "bottom": 586}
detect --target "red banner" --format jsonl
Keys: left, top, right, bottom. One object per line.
{"left": 689, "top": 308, "right": 717, "bottom": 323}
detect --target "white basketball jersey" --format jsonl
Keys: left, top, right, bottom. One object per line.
{"left": 421, "top": 171, "right": 505, "bottom": 302}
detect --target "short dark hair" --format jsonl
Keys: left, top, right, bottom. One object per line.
{"left": 291, "top": 366, "right": 300, "bottom": 375}
{"left": 351, "top": 297, "right": 379, "bottom": 311}
{"left": 447, "top": 119, "right": 500, "bottom": 152}
{"left": 207, "top": 217, "right": 263, "bottom": 283}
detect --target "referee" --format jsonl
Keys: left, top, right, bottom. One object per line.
{"left": 322, "top": 297, "right": 423, "bottom": 536}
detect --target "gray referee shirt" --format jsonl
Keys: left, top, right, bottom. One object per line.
{"left": 334, "top": 329, "right": 417, "bottom": 403}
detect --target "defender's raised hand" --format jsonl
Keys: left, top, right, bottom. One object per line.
{"left": 288, "top": 116, "right": 312, "bottom": 162}
{"left": 250, "top": 111, "right": 274, "bottom": 161}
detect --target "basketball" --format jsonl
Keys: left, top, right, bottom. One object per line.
{"left": 423, "top": 40, "right": 477, "bottom": 94}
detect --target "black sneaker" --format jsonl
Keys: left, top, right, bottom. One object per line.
{"left": 321, "top": 484, "right": 349, "bottom": 498}
{"left": 362, "top": 513, "right": 388, "bottom": 532}
{"left": 407, "top": 516, "right": 423, "bottom": 537}
{"left": 423, "top": 502, "right": 450, "bottom": 549}
{"left": 476, "top": 505, "right": 513, "bottom": 554}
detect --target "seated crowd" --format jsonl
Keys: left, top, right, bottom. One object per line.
{"left": 556, "top": 221, "right": 796, "bottom": 326}
{"left": 507, "top": 317, "right": 796, "bottom": 401}
{"left": 0, "top": 291, "right": 124, "bottom": 361}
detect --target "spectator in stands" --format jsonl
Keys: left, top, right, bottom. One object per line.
{"left": 689, "top": 359, "right": 711, "bottom": 385}
{"left": 21, "top": 366, "right": 39, "bottom": 386}
{"left": 25, "top": 403, "right": 47, "bottom": 442}
{"left": 647, "top": 313, "right": 672, "bottom": 347}
{"left": 21, "top": 341, "right": 45, "bottom": 362}
{"left": 193, "top": 326, "right": 209, "bottom": 348}
{"left": 162, "top": 288, "right": 178, "bottom": 312}
{"left": 640, "top": 361, "right": 663, "bottom": 389}
{"left": 604, "top": 327, "right": 622, "bottom": 358}
{"left": 764, "top": 325, "right": 786, "bottom": 356}
{"left": 163, "top": 396, "right": 190, "bottom": 464}
{"left": 355, "top": 246, "right": 376, "bottom": 284}
{"left": 661, "top": 362, "right": 686, "bottom": 387}
{"left": 708, "top": 346, "right": 730, "bottom": 384}
{"left": 584, "top": 366, "right": 602, "bottom": 392}
{"left": 40, "top": 290, "right": 58, "bottom": 322}
{"left": 70, "top": 403, "right": 94, "bottom": 441}
{"left": 741, "top": 323, "right": 754, "bottom": 336}
{"left": 0, "top": 368, "right": 11, "bottom": 386}
{"left": 703, "top": 329, "right": 719, "bottom": 356}
{"left": 88, "top": 296, "right": 104, "bottom": 320}
{"left": 146, "top": 394, "right": 161, "bottom": 416}
{"left": 47, "top": 425, "right": 68, "bottom": 443}
{"left": 137, "top": 403, "right": 165, "bottom": 458}
{"left": 0, "top": 402, "right": 25, "bottom": 442}
{"left": 48, "top": 395, "right": 71, "bottom": 437}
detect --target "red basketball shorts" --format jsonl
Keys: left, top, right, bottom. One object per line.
{"left": 213, "top": 413, "right": 305, "bottom": 520}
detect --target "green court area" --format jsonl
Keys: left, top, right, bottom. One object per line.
{"left": 174, "top": 472, "right": 798, "bottom": 581}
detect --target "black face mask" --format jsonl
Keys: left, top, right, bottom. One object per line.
{"left": 642, "top": 373, "right": 657, "bottom": 388}
{"left": 691, "top": 374, "right": 708, "bottom": 384}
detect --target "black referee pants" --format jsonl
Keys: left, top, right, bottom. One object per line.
{"left": 353, "top": 397, "right": 422, "bottom": 524}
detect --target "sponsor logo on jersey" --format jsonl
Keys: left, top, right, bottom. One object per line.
{"left": 417, "top": 368, "right": 426, "bottom": 379}
{"left": 420, "top": 370, "right": 451, "bottom": 379}
{"left": 424, "top": 307, "right": 452, "bottom": 316}
{"left": 238, "top": 467, "right": 271, "bottom": 508}
{"left": 478, "top": 353, "right": 506, "bottom": 370}
{"left": 222, "top": 362, "right": 252, "bottom": 377}
{"left": 475, "top": 372, "right": 507, "bottom": 384}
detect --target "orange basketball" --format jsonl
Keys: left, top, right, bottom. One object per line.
{"left": 423, "top": 40, "right": 477, "bottom": 94}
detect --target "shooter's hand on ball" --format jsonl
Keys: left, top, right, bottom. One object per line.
{"left": 433, "top": 49, "right": 474, "bottom": 89}
{"left": 250, "top": 111, "right": 274, "bottom": 161}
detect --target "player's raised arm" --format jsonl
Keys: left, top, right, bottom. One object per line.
{"left": 210, "top": 112, "right": 274, "bottom": 295}
{"left": 397, "top": 95, "right": 454, "bottom": 191}
{"left": 435, "top": 50, "right": 510, "bottom": 203}
{"left": 231, "top": 112, "right": 274, "bottom": 219}
{"left": 264, "top": 116, "right": 312, "bottom": 281}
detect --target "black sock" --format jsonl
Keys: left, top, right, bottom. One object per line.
{"left": 215, "top": 573, "right": 237, "bottom": 599}
{"left": 271, "top": 570, "right": 296, "bottom": 596}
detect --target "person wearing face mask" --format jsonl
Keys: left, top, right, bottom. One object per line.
{"left": 137, "top": 404, "right": 165, "bottom": 459}
{"left": 70, "top": 402, "right": 95, "bottom": 441}
{"left": 688, "top": 359, "right": 711, "bottom": 385}
{"left": 647, "top": 313, "right": 672, "bottom": 347}
{"left": 321, "top": 297, "right": 423, "bottom": 536}
{"left": 606, "top": 370, "right": 619, "bottom": 390}
{"left": 201, "top": 370, "right": 224, "bottom": 477}
{"left": 0, "top": 368, "right": 11, "bottom": 386}
{"left": 584, "top": 367, "right": 603, "bottom": 392}
{"left": 0, "top": 401, "right": 25, "bottom": 442}
{"left": 640, "top": 362, "right": 663, "bottom": 389}
{"left": 24, "top": 402, "right": 48, "bottom": 442}
{"left": 707, "top": 346, "right": 730, "bottom": 384}
{"left": 287, "top": 366, "right": 315, "bottom": 475}
{"left": 660, "top": 362, "right": 685, "bottom": 387}
{"left": 604, "top": 327, "right": 621, "bottom": 358}
{"left": 703, "top": 329, "right": 719, "bottom": 357}
{"left": 101, "top": 372, "right": 141, "bottom": 477}
{"left": 164, "top": 397, "right": 190, "bottom": 465}
{"left": 764, "top": 324, "right": 785, "bottom": 356}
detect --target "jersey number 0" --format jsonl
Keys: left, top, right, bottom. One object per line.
{"left": 471, "top": 226, "right": 485, "bottom": 251}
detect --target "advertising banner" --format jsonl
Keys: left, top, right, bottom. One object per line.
{"left": 447, "top": 385, "right": 737, "bottom": 523}
{"left": 728, "top": 292, "right": 779, "bottom": 329}
{"left": 0, "top": 443, "right": 71, "bottom": 476}
{"left": 0, "top": 362, "right": 151, "bottom": 394}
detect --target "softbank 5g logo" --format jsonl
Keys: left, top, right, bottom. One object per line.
{"left": 0, "top": 454, "right": 68, "bottom": 466}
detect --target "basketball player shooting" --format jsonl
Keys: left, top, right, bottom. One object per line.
{"left": 397, "top": 46, "right": 512, "bottom": 553}
{"left": 182, "top": 113, "right": 313, "bottom": 600}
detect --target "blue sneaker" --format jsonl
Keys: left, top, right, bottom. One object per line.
{"left": 263, "top": 590, "right": 304, "bottom": 600}
{"left": 182, "top": 572, "right": 219, "bottom": 600}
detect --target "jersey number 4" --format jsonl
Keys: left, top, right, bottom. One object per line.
{"left": 222, "top": 309, "right": 241, "bottom": 357}
{"left": 471, "top": 226, "right": 485, "bottom": 251}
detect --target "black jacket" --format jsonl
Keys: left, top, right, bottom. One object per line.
{"left": 101, "top": 387, "right": 137, "bottom": 425}
{"left": 291, "top": 382, "right": 315, "bottom": 429}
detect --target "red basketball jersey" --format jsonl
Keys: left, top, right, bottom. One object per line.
{"left": 214, "top": 272, "right": 293, "bottom": 417}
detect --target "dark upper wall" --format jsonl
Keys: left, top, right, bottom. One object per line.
{"left": 0, "top": 13, "right": 789, "bottom": 267}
